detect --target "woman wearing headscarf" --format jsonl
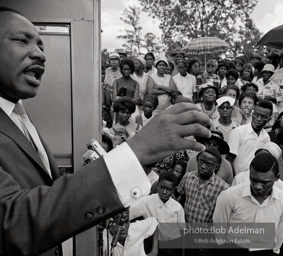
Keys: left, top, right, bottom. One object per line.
{"left": 131, "top": 56, "right": 149, "bottom": 100}
{"left": 146, "top": 55, "right": 177, "bottom": 113}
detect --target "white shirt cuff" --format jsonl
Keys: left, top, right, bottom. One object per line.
{"left": 103, "top": 142, "right": 151, "bottom": 207}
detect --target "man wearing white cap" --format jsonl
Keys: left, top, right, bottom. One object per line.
{"left": 212, "top": 96, "right": 240, "bottom": 142}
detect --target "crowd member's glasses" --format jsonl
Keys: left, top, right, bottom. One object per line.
{"left": 253, "top": 112, "right": 269, "bottom": 121}
{"left": 219, "top": 106, "right": 233, "bottom": 110}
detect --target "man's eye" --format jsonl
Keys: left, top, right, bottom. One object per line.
{"left": 15, "top": 38, "right": 28, "bottom": 44}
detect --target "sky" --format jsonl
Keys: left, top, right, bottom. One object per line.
{"left": 101, "top": 0, "right": 283, "bottom": 53}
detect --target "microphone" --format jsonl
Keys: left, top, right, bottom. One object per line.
{"left": 82, "top": 139, "right": 107, "bottom": 165}
{"left": 111, "top": 213, "right": 127, "bottom": 249}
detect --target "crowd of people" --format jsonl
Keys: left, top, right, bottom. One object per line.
{"left": 2, "top": 4, "right": 283, "bottom": 256}
{"left": 100, "top": 47, "right": 283, "bottom": 255}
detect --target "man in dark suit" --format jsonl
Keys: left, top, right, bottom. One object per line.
{"left": 0, "top": 7, "right": 211, "bottom": 256}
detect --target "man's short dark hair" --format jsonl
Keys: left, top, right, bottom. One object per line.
{"left": 250, "top": 152, "right": 279, "bottom": 176}
{"left": 158, "top": 172, "right": 178, "bottom": 187}
{"left": 255, "top": 99, "right": 273, "bottom": 115}
{"left": 197, "top": 146, "right": 221, "bottom": 164}
{"left": 0, "top": 6, "right": 22, "bottom": 15}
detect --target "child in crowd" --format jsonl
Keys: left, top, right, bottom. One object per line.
{"left": 111, "top": 127, "right": 129, "bottom": 148}
{"left": 111, "top": 97, "right": 137, "bottom": 138}
{"left": 135, "top": 94, "right": 158, "bottom": 131}
{"left": 239, "top": 92, "right": 258, "bottom": 125}
{"left": 103, "top": 209, "right": 158, "bottom": 256}
{"left": 130, "top": 172, "right": 185, "bottom": 256}
{"left": 224, "top": 85, "right": 243, "bottom": 124}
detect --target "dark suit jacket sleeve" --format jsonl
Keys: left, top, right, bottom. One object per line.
{"left": 0, "top": 157, "right": 125, "bottom": 256}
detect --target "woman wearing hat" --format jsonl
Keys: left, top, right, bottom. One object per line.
{"left": 196, "top": 83, "right": 219, "bottom": 122}
{"left": 104, "top": 53, "right": 122, "bottom": 96}
{"left": 255, "top": 64, "right": 281, "bottom": 104}
{"left": 186, "top": 129, "right": 233, "bottom": 185}
{"left": 132, "top": 56, "right": 149, "bottom": 100}
{"left": 146, "top": 55, "right": 177, "bottom": 112}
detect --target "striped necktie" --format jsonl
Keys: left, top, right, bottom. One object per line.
{"left": 13, "top": 102, "right": 52, "bottom": 178}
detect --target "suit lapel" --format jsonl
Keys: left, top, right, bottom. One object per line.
{"left": 0, "top": 109, "right": 52, "bottom": 177}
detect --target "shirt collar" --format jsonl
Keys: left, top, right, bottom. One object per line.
{"left": 192, "top": 171, "right": 216, "bottom": 185}
{"left": 0, "top": 96, "right": 18, "bottom": 117}
{"left": 156, "top": 194, "right": 173, "bottom": 209}
{"left": 242, "top": 181, "right": 279, "bottom": 201}
{"left": 246, "top": 121, "right": 264, "bottom": 136}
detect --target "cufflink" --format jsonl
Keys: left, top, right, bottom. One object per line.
{"left": 131, "top": 186, "right": 142, "bottom": 198}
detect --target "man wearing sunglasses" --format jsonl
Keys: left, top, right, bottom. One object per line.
{"left": 212, "top": 96, "right": 240, "bottom": 142}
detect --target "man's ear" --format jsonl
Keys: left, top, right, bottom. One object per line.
{"left": 215, "top": 163, "right": 220, "bottom": 171}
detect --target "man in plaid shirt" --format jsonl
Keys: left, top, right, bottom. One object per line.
{"left": 177, "top": 146, "right": 229, "bottom": 223}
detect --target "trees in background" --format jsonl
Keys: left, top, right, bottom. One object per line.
{"left": 138, "top": 0, "right": 262, "bottom": 57}
{"left": 117, "top": 5, "right": 144, "bottom": 55}
{"left": 117, "top": 5, "right": 162, "bottom": 56}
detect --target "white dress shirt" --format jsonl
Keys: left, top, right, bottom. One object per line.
{"left": 228, "top": 122, "right": 270, "bottom": 174}
{"left": 213, "top": 182, "right": 283, "bottom": 252}
{"left": 130, "top": 194, "right": 185, "bottom": 241}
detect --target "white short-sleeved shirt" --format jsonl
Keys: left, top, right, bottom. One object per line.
{"left": 212, "top": 119, "right": 240, "bottom": 142}
{"left": 228, "top": 122, "right": 270, "bottom": 174}
{"left": 130, "top": 194, "right": 185, "bottom": 241}
{"left": 172, "top": 73, "right": 197, "bottom": 101}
